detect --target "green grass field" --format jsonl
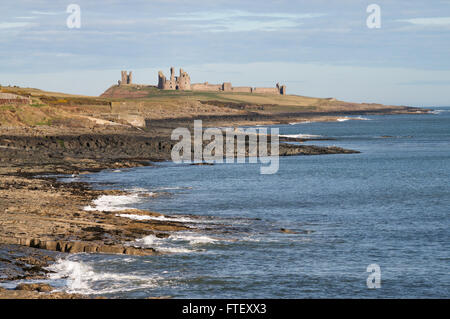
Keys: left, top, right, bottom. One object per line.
{"left": 0, "top": 84, "right": 405, "bottom": 127}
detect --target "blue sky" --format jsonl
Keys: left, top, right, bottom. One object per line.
{"left": 1, "top": 0, "right": 450, "bottom": 106}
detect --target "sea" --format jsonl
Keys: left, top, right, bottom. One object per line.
{"left": 5, "top": 107, "right": 450, "bottom": 298}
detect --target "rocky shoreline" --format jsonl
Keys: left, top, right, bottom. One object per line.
{"left": 0, "top": 116, "right": 362, "bottom": 298}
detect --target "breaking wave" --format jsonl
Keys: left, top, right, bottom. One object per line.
{"left": 337, "top": 116, "right": 370, "bottom": 122}
{"left": 83, "top": 188, "right": 157, "bottom": 212}
{"left": 46, "top": 258, "right": 161, "bottom": 295}
{"left": 133, "top": 233, "right": 223, "bottom": 254}
{"left": 431, "top": 109, "right": 449, "bottom": 114}
{"left": 116, "top": 213, "right": 209, "bottom": 224}
{"left": 279, "top": 134, "right": 322, "bottom": 139}
{"left": 83, "top": 194, "right": 142, "bottom": 212}
{"left": 289, "top": 121, "right": 311, "bottom": 125}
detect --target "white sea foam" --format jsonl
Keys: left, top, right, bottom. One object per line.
{"left": 279, "top": 134, "right": 322, "bottom": 139}
{"left": 337, "top": 116, "right": 370, "bottom": 122}
{"left": 353, "top": 116, "right": 371, "bottom": 120}
{"left": 289, "top": 121, "right": 311, "bottom": 125}
{"left": 134, "top": 232, "right": 221, "bottom": 254}
{"left": 46, "top": 258, "right": 161, "bottom": 295}
{"left": 125, "top": 187, "right": 150, "bottom": 193}
{"left": 116, "top": 213, "right": 154, "bottom": 221}
{"left": 170, "top": 233, "right": 219, "bottom": 245}
{"left": 142, "top": 233, "right": 219, "bottom": 246}
{"left": 135, "top": 235, "right": 194, "bottom": 253}
{"left": 83, "top": 187, "right": 157, "bottom": 212}
{"left": 157, "top": 247, "right": 193, "bottom": 253}
{"left": 151, "top": 186, "right": 192, "bottom": 191}
{"left": 136, "top": 234, "right": 165, "bottom": 246}
{"left": 134, "top": 235, "right": 193, "bottom": 253}
{"left": 431, "top": 109, "right": 449, "bottom": 114}
{"left": 116, "top": 213, "right": 208, "bottom": 224}
{"left": 83, "top": 194, "right": 142, "bottom": 212}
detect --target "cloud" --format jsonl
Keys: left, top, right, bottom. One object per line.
{"left": 0, "top": 22, "right": 37, "bottom": 29}
{"left": 165, "top": 10, "right": 326, "bottom": 32}
{"left": 170, "top": 11, "right": 324, "bottom": 21}
{"left": 398, "top": 80, "right": 450, "bottom": 86}
{"left": 399, "top": 17, "right": 450, "bottom": 26}
{"left": 31, "top": 10, "right": 63, "bottom": 16}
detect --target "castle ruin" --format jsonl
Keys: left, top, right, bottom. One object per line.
{"left": 158, "top": 67, "right": 191, "bottom": 90}
{"left": 117, "top": 67, "right": 286, "bottom": 95}
{"left": 118, "top": 71, "right": 133, "bottom": 86}
{"left": 157, "top": 67, "right": 286, "bottom": 95}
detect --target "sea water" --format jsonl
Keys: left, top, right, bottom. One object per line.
{"left": 25, "top": 108, "right": 450, "bottom": 298}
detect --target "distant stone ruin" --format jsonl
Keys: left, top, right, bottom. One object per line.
{"left": 158, "top": 67, "right": 191, "bottom": 90}
{"left": 118, "top": 71, "right": 133, "bottom": 86}
{"left": 117, "top": 68, "right": 286, "bottom": 95}
{"left": 157, "top": 67, "right": 286, "bottom": 95}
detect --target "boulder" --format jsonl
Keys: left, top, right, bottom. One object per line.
{"left": 65, "top": 242, "right": 84, "bottom": 253}
{"left": 39, "top": 240, "right": 58, "bottom": 251}
{"left": 15, "top": 283, "right": 53, "bottom": 293}
{"left": 83, "top": 245, "right": 99, "bottom": 253}
{"left": 98, "top": 244, "right": 125, "bottom": 254}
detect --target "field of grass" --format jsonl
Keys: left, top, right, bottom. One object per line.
{"left": 0, "top": 84, "right": 407, "bottom": 128}
{"left": 100, "top": 84, "right": 401, "bottom": 115}
{"left": 0, "top": 86, "right": 109, "bottom": 127}
{"left": 100, "top": 84, "right": 362, "bottom": 115}
{"left": 0, "top": 86, "right": 94, "bottom": 98}
{"left": 103, "top": 84, "right": 321, "bottom": 105}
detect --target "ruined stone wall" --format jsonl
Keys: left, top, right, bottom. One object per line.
{"left": 252, "top": 87, "right": 279, "bottom": 94}
{"left": 191, "top": 82, "right": 222, "bottom": 91}
{"left": 165, "top": 79, "right": 176, "bottom": 90}
{"left": 222, "top": 82, "right": 232, "bottom": 92}
{"left": 231, "top": 87, "right": 252, "bottom": 93}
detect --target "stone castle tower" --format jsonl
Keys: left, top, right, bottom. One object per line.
{"left": 276, "top": 83, "right": 286, "bottom": 95}
{"left": 158, "top": 67, "right": 191, "bottom": 90}
{"left": 119, "top": 71, "right": 133, "bottom": 85}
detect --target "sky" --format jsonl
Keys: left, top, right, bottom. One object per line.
{"left": 1, "top": 0, "right": 450, "bottom": 106}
